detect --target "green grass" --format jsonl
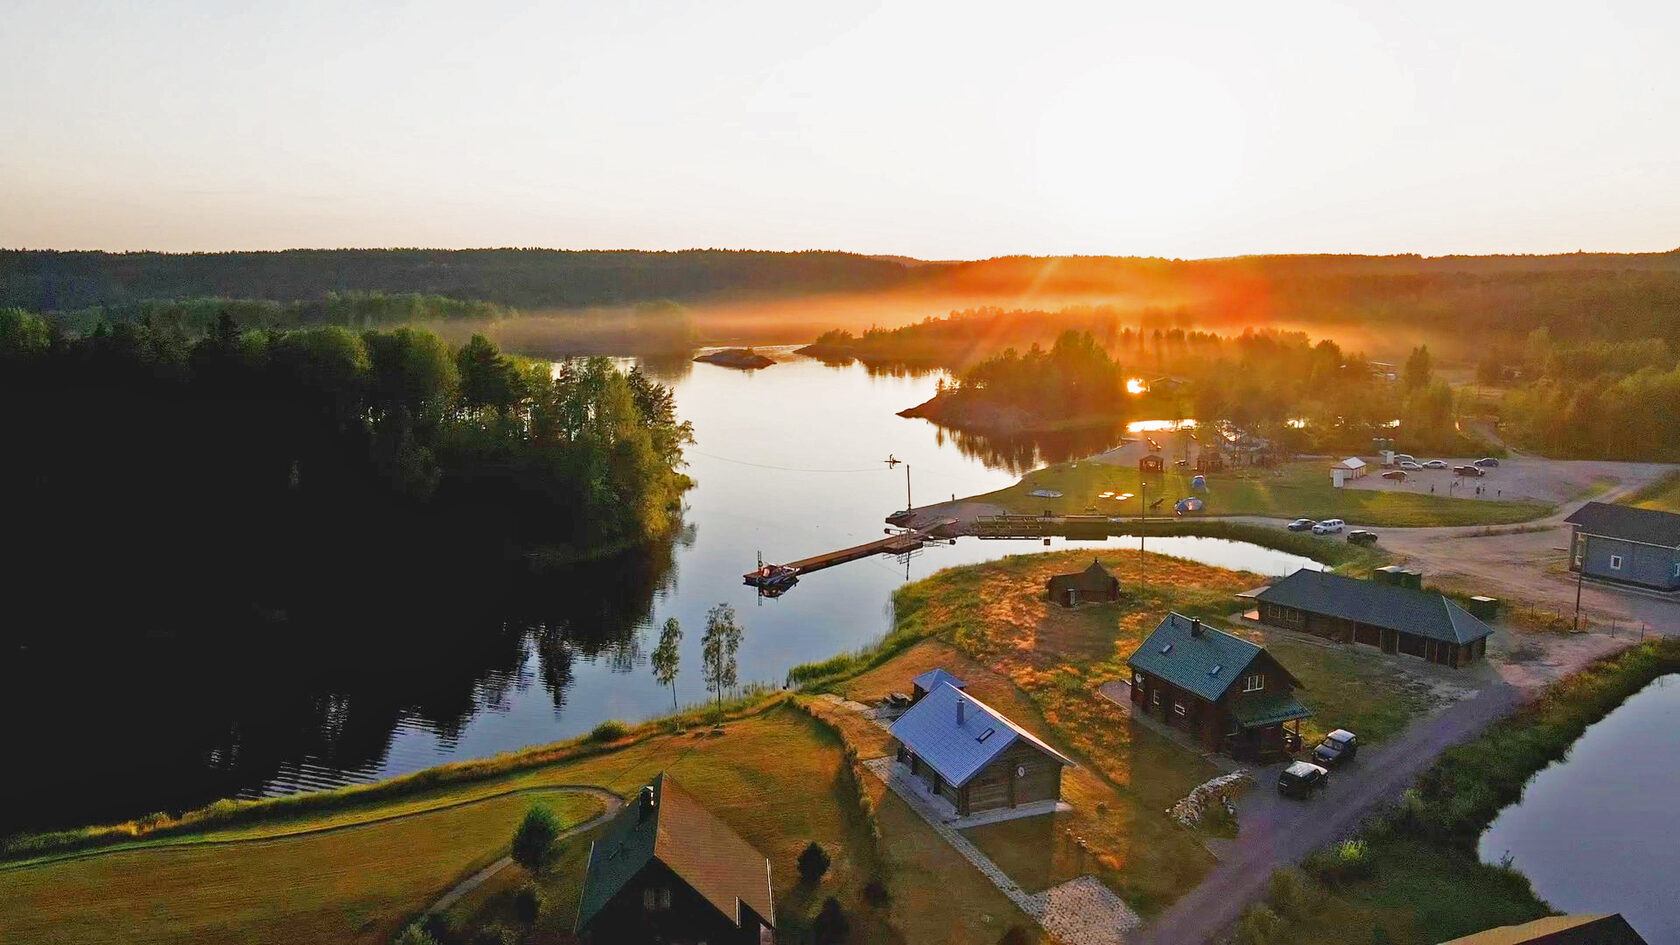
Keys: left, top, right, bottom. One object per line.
{"left": 1624, "top": 470, "right": 1680, "bottom": 512}
{"left": 973, "top": 459, "right": 1552, "bottom": 527}
{"left": 0, "top": 789, "right": 603, "bottom": 945}
{"left": 1262, "top": 636, "right": 1438, "bottom": 748}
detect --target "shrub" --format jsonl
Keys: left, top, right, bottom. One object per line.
{"left": 511, "top": 805, "right": 562, "bottom": 876}
{"left": 420, "top": 913, "right": 461, "bottom": 945}
{"left": 394, "top": 923, "right": 441, "bottom": 945}
{"left": 1233, "top": 904, "right": 1285, "bottom": 945}
{"left": 589, "top": 719, "right": 629, "bottom": 742}
{"left": 513, "top": 882, "right": 545, "bottom": 926}
{"left": 1265, "top": 868, "right": 1315, "bottom": 922}
{"left": 798, "top": 840, "right": 832, "bottom": 884}
{"left": 813, "top": 897, "right": 850, "bottom": 945}
{"left": 469, "top": 925, "right": 519, "bottom": 945}
{"left": 999, "top": 927, "right": 1033, "bottom": 945}
{"left": 1303, "top": 838, "right": 1373, "bottom": 887}
{"left": 863, "top": 877, "right": 891, "bottom": 908}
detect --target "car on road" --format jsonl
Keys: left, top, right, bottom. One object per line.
{"left": 1380, "top": 470, "right": 1407, "bottom": 481}
{"left": 1454, "top": 464, "right": 1484, "bottom": 477}
{"left": 1474, "top": 457, "right": 1501, "bottom": 468}
{"left": 1423, "top": 459, "right": 1449, "bottom": 469}
{"left": 1286, "top": 518, "right": 1317, "bottom": 532}
{"left": 1347, "top": 529, "right": 1378, "bottom": 545}
{"left": 1392, "top": 453, "right": 1416, "bottom": 465}
{"left": 1399, "top": 461, "right": 1423, "bottom": 471}
{"left": 1277, "top": 760, "right": 1331, "bottom": 798}
{"left": 1311, "top": 519, "right": 1345, "bottom": 535}
{"left": 1312, "top": 729, "right": 1358, "bottom": 768}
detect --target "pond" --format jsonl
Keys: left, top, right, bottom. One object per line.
{"left": 1478, "top": 674, "right": 1680, "bottom": 942}
{"left": 3, "top": 347, "right": 1327, "bottom": 832}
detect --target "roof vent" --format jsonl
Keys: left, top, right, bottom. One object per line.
{"left": 1161, "top": 642, "right": 1173, "bottom": 654}
{"left": 638, "top": 785, "right": 656, "bottom": 823}
{"left": 956, "top": 698, "right": 966, "bottom": 725}
{"left": 976, "top": 727, "right": 995, "bottom": 743}
{"left": 1209, "top": 664, "right": 1222, "bottom": 676}
{"left": 1190, "top": 618, "right": 1204, "bottom": 637}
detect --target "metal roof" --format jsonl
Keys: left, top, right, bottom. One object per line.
{"left": 1334, "top": 457, "right": 1367, "bottom": 470}
{"left": 1256, "top": 569, "right": 1493, "bottom": 645}
{"left": 889, "top": 683, "right": 1075, "bottom": 787}
{"left": 1127, "top": 613, "right": 1267, "bottom": 703}
{"left": 911, "top": 668, "right": 966, "bottom": 692}
{"left": 575, "top": 773, "right": 774, "bottom": 933}
{"left": 1231, "top": 693, "right": 1313, "bottom": 728}
{"left": 1564, "top": 501, "right": 1680, "bottom": 548}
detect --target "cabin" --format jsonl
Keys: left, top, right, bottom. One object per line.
{"left": 1139, "top": 454, "right": 1164, "bottom": 474}
{"left": 575, "top": 774, "right": 775, "bottom": 945}
{"left": 1046, "top": 558, "right": 1121, "bottom": 607}
{"left": 910, "top": 667, "right": 966, "bottom": 704}
{"left": 1254, "top": 569, "right": 1492, "bottom": 667}
{"left": 890, "top": 682, "right": 1076, "bottom": 818}
{"left": 1439, "top": 913, "right": 1648, "bottom": 945}
{"left": 1127, "top": 613, "right": 1311, "bottom": 761}
{"left": 1562, "top": 501, "right": 1680, "bottom": 592}
{"left": 1330, "top": 457, "right": 1368, "bottom": 488}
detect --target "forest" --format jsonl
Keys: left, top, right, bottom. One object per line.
{"left": 0, "top": 307, "right": 694, "bottom": 645}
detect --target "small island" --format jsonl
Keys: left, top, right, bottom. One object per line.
{"left": 694, "top": 347, "right": 776, "bottom": 369}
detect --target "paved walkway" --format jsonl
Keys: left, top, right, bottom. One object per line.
{"left": 425, "top": 787, "right": 623, "bottom": 916}
{"left": 865, "top": 757, "right": 1140, "bottom": 945}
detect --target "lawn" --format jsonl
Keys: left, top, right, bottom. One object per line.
{"left": 0, "top": 788, "right": 604, "bottom": 945}
{"left": 1625, "top": 470, "right": 1680, "bottom": 512}
{"left": 971, "top": 459, "right": 1552, "bottom": 527}
{"left": 1261, "top": 634, "right": 1441, "bottom": 748}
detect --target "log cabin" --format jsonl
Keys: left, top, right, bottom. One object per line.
{"left": 1254, "top": 568, "right": 1492, "bottom": 668}
{"left": 889, "top": 681, "right": 1075, "bottom": 818}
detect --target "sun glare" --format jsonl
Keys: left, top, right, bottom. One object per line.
{"left": 1126, "top": 377, "right": 1148, "bottom": 395}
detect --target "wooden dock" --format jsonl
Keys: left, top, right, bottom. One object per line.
{"left": 744, "top": 519, "right": 957, "bottom": 585}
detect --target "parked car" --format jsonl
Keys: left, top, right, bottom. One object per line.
{"left": 1474, "top": 457, "right": 1501, "bottom": 468}
{"left": 1423, "top": 459, "right": 1449, "bottom": 469}
{"left": 1380, "top": 470, "right": 1407, "bottom": 481}
{"left": 1347, "top": 529, "right": 1378, "bottom": 545}
{"left": 1392, "top": 453, "right": 1416, "bottom": 465}
{"left": 1311, "top": 519, "right": 1345, "bottom": 535}
{"left": 1454, "top": 464, "right": 1484, "bottom": 477}
{"left": 1312, "top": 729, "right": 1358, "bottom": 767}
{"left": 1399, "top": 461, "right": 1422, "bottom": 471}
{"left": 1286, "top": 518, "right": 1317, "bottom": 532}
{"left": 1277, "top": 760, "right": 1331, "bottom": 798}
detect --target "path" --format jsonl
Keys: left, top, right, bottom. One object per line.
{"left": 424, "top": 786, "right": 622, "bottom": 916}
{"left": 1137, "top": 684, "right": 1523, "bottom": 945}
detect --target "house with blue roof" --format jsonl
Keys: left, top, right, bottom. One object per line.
{"left": 889, "top": 680, "right": 1076, "bottom": 818}
{"left": 1127, "top": 613, "right": 1311, "bottom": 761}
{"left": 910, "top": 667, "right": 966, "bottom": 704}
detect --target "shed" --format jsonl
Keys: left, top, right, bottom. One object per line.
{"left": 1330, "top": 457, "right": 1368, "bottom": 488}
{"left": 1140, "top": 455, "right": 1164, "bottom": 474}
{"left": 1046, "top": 558, "right": 1121, "bottom": 607}
{"left": 1255, "top": 569, "right": 1492, "bottom": 667}
{"left": 910, "top": 668, "right": 966, "bottom": 704}
{"left": 1562, "top": 501, "right": 1680, "bottom": 591}
{"left": 890, "top": 683, "right": 1075, "bottom": 817}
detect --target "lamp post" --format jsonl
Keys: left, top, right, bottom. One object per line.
{"left": 1138, "top": 480, "right": 1147, "bottom": 592}
{"left": 1573, "top": 532, "right": 1586, "bottom": 632}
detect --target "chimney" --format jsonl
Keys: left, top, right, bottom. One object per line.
{"left": 1190, "top": 617, "right": 1203, "bottom": 638}
{"left": 956, "top": 697, "right": 966, "bottom": 725}
{"left": 638, "top": 785, "right": 656, "bottom": 823}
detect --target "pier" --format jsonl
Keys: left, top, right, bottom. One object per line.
{"left": 744, "top": 518, "right": 957, "bottom": 587}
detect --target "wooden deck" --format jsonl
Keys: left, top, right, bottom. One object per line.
{"left": 745, "top": 519, "right": 957, "bottom": 584}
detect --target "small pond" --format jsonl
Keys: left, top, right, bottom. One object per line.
{"left": 1478, "top": 673, "right": 1680, "bottom": 942}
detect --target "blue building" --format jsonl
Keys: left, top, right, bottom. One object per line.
{"left": 1563, "top": 501, "right": 1680, "bottom": 591}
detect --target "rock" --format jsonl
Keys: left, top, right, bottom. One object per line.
{"left": 694, "top": 348, "right": 776, "bottom": 369}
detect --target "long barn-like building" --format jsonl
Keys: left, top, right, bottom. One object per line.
{"left": 1254, "top": 569, "right": 1492, "bottom": 668}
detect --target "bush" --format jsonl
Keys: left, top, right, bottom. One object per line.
{"left": 1233, "top": 904, "right": 1285, "bottom": 945}
{"left": 1265, "top": 868, "right": 1315, "bottom": 922}
{"left": 420, "top": 913, "right": 461, "bottom": 945}
{"left": 394, "top": 923, "right": 441, "bottom": 945}
{"left": 511, "top": 805, "right": 562, "bottom": 876}
{"left": 589, "top": 719, "right": 629, "bottom": 742}
{"left": 999, "top": 927, "right": 1033, "bottom": 945}
{"left": 798, "top": 840, "right": 832, "bottom": 884}
{"left": 863, "top": 877, "right": 891, "bottom": 908}
{"left": 1303, "top": 838, "right": 1374, "bottom": 887}
{"left": 813, "top": 897, "right": 850, "bottom": 945}
{"left": 513, "top": 883, "right": 545, "bottom": 926}
{"left": 469, "top": 925, "right": 519, "bottom": 945}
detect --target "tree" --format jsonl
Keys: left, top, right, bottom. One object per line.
{"left": 798, "top": 840, "right": 832, "bottom": 883}
{"left": 514, "top": 882, "right": 545, "bottom": 926}
{"left": 455, "top": 333, "right": 522, "bottom": 412}
{"left": 700, "top": 603, "right": 742, "bottom": 711}
{"left": 1403, "top": 344, "right": 1432, "bottom": 390}
{"left": 651, "top": 617, "right": 682, "bottom": 712}
{"left": 813, "top": 897, "right": 850, "bottom": 945}
{"left": 511, "top": 804, "right": 562, "bottom": 876}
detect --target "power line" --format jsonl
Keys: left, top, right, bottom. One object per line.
{"left": 690, "top": 450, "right": 889, "bottom": 474}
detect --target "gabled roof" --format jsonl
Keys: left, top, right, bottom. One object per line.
{"left": 1127, "top": 613, "right": 1279, "bottom": 703}
{"left": 1564, "top": 501, "right": 1680, "bottom": 548}
{"left": 890, "top": 683, "right": 1075, "bottom": 787}
{"left": 1048, "top": 558, "right": 1119, "bottom": 591}
{"left": 575, "top": 774, "right": 774, "bottom": 933}
{"left": 1256, "top": 569, "right": 1493, "bottom": 645}
{"left": 1334, "top": 457, "right": 1367, "bottom": 470}
{"left": 1438, "top": 913, "right": 1648, "bottom": 945}
{"left": 911, "top": 668, "right": 966, "bottom": 692}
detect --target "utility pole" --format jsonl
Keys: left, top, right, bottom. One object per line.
{"left": 1138, "top": 480, "right": 1147, "bottom": 592}
{"left": 905, "top": 463, "right": 912, "bottom": 513}
{"left": 1573, "top": 533, "right": 1585, "bottom": 632}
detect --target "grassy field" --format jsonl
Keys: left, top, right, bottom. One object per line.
{"left": 1625, "top": 470, "right": 1680, "bottom": 512}
{"left": 0, "top": 789, "right": 604, "bottom": 945}
{"left": 1261, "top": 635, "right": 1439, "bottom": 748}
{"left": 972, "top": 459, "right": 1552, "bottom": 526}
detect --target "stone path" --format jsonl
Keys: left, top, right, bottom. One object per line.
{"left": 865, "top": 757, "right": 1140, "bottom": 945}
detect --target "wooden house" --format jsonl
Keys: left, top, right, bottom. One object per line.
{"left": 890, "top": 682, "right": 1075, "bottom": 817}
{"left": 1127, "top": 613, "right": 1311, "bottom": 761}
{"left": 1046, "top": 558, "right": 1121, "bottom": 607}
{"left": 1254, "top": 569, "right": 1492, "bottom": 667}
{"left": 910, "top": 667, "right": 966, "bottom": 704}
{"left": 1563, "top": 501, "right": 1680, "bottom": 591}
{"left": 575, "top": 774, "right": 775, "bottom": 945}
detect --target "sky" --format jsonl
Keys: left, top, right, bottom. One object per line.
{"left": 2, "top": 0, "right": 1677, "bottom": 259}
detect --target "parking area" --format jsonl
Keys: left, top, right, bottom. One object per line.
{"left": 1340, "top": 455, "right": 1673, "bottom": 505}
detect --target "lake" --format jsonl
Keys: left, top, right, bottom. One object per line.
{"left": 3, "top": 347, "right": 1324, "bottom": 831}
{"left": 1478, "top": 674, "right": 1680, "bottom": 942}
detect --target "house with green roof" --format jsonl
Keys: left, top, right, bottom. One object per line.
{"left": 1127, "top": 613, "right": 1311, "bottom": 761}
{"left": 1254, "top": 568, "right": 1492, "bottom": 668}
{"left": 574, "top": 773, "right": 774, "bottom": 945}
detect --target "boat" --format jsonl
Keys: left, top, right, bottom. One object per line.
{"left": 743, "top": 561, "right": 800, "bottom": 589}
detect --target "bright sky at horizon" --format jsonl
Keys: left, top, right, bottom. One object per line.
{"left": 3, "top": 0, "right": 1677, "bottom": 258}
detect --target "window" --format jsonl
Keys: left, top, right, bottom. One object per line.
{"left": 643, "top": 887, "right": 672, "bottom": 910}
{"left": 659, "top": 887, "right": 672, "bottom": 910}
{"left": 976, "top": 727, "right": 996, "bottom": 743}
{"left": 1243, "top": 674, "right": 1265, "bottom": 693}
{"left": 1173, "top": 700, "right": 1187, "bottom": 716}
{"left": 1609, "top": 554, "right": 1624, "bottom": 570}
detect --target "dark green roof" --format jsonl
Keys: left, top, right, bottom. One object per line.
{"left": 1257, "top": 569, "right": 1493, "bottom": 645}
{"left": 1232, "top": 693, "right": 1313, "bottom": 728}
{"left": 575, "top": 779, "right": 662, "bottom": 932}
{"left": 1128, "top": 614, "right": 1264, "bottom": 703}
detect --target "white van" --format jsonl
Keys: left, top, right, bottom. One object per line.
{"left": 1312, "top": 519, "right": 1346, "bottom": 535}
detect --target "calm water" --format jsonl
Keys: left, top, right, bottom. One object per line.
{"left": 1478, "top": 674, "right": 1680, "bottom": 942}
{"left": 4, "top": 348, "right": 1324, "bottom": 830}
